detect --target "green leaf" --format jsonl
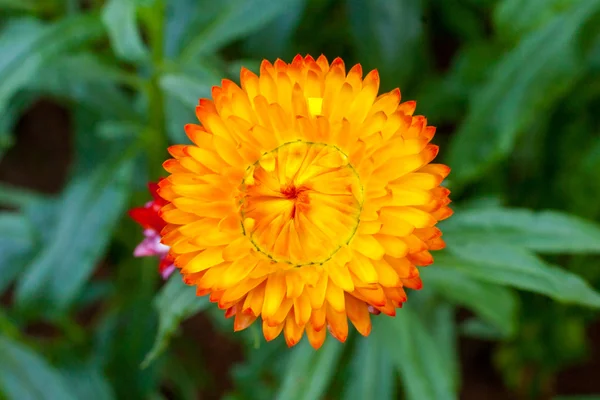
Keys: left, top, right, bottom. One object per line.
{"left": 0, "top": 15, "right": 104, "bottom": 112}
{"left": 160, "top": 72, "right": 214, "bottom": 109}
{"left": 0, "top": 182, "right": 44, "bottom": 209}
{"left": 377, "top": 307, "right": 457, "bottom": 400}
{"left": 30, "top": 53, "right": 139, "bottom": 120}
{"left": 0, "top": 213, "right": 35, "bottom": 294}
{"left": 435, "top": 0, "right": 486, "bottom": 40}
{"left": 142, "top": 275, "right": 210, "bottom": 368}
{"left": 101, "top": 0, "right": 148, "bottom": 62}
{"left": 0, "top": 335, "right": 77, "bottom": 400}
{"left": 0, "top": 0, "right": 43, "bottom": 11}
{"left": 96, "top": 120, "right": 146, "bottom": 140}
{"left": 495, "top": 0, "right": 580, "bottom": 40}
{"left": 422, "top": 267, "right": 518, "bottom": 337}
{"left": 229, "top": 340, "right": 287, "bottom": 399}
{"left": 160, "top": 71, "right": 217, "bottom": 143}
{"left": 179, "top": 0, "right": 298, "bottom": 61}
{"left": 0, "top": 91, "right": 37, "bottom": 158}
{"left": 275, "top": 338, "right": 344, "bottom": 400}
{"left": 438, "top": 244, "right": 600, "bottom": 308}
{"left": 37, "top": 52, "right": 141, "bottom": 88}
{"left": 448, "top": 0, "right": 600, "bottom": 185}
{"left": 164, "top": 0, "right": 202, "bottom": 57}
{"left": 243, "top": 0, "right": 307, "bottom": 60}
{"left": 346, "top": 0, "right": 424, "bottom": 88}
{"left": 343, "top": 336, "right": 395, "bottom": 400}
{"left": 441, "top": 207, "right": 600, "bottom": 254}
{"left": 58, "top": 364, "right": 115, "bottom": 400}
{"left": 14, "top": 157, "right": 134, "bottom": 316}
{"left": 559, "top": 134, "right": 600, "bottom": 219}
{"left": 461, "top": 318, "right": 510, "bottom": 340}
{"left": 97, "top": 289, "right": 162, "bottom": 399}
{"left": 429, "top": 304, "right": 460, "bottom": 391}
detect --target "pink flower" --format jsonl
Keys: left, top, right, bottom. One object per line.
{"left": 129, "top": 181, "right": 175, "bottom": 279}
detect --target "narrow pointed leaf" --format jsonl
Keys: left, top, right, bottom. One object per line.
{"left": 142, "top": 275, "right": 210, "bottom": 367}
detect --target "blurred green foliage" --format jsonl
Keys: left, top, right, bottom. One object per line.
{"left": 1, "top": 0, "right": 600, "bottom": 399}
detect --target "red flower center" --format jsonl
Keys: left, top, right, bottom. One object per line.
{"left": 281, "top": 184, "right": 310, "bottom": 219}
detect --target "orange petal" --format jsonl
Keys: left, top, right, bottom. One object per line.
{"left": 263, "top": 320, "right": 284, "bottom": 341}
{"left": 345, "top": 294, "right": 372, "bottom": 336}
{"left": 284, "top": 312, "right": 305, "bottom": 347}
{"left": 326, "top": 303, "right": 348, "bottom": 342}
{"left": 306, "top": 322, "right": 326, "bottom": 349}
{"left": 310, "top": 307, "right": 326, "bottom": 331}
{"left": 266, "top": 297, "right": 293, "bottom": 327}
{"left": 401, "top": 275, "right": 423, "bottom": 290}
{"left": 242, "top": 282, "right": 266, "bottom": 316}
{"left": 354, "top": 284, "right": 387, "bottom": 307}
{"left": 234, "top": 312, "right": 257, "bottom": 332}
{"left": 408, "top": 250, "right": 434, "bottom": 266}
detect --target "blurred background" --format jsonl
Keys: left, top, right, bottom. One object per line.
{"left": 1, "top": 0, "right": 600, "bottom": 399}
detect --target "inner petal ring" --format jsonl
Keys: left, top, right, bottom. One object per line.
{"left": 239, "top": 141, "right": 364, "bottom": 266}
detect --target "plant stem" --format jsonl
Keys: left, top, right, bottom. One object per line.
{"left": 144, "top": 0, "right": 168, "bottom": 180}
{"left": 0, "top": 309, "right": 20, "bottom": 340}
{"left": 66, "top": 0, "right": 78, "bottom": 15}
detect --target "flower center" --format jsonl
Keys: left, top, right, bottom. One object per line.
{"left": 240, "top": 141, "right": 364, "bottom": 266}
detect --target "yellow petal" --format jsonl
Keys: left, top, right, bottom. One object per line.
{"left": 181, "top": 247, "right": 225, "bottom": 274}
{"left": 351, "top": 234, "right": 385, "bottom": 260}
{"left": 372, "top": 259, "right": 400, "bottom": 287}
{"left": 325, "top": 261, "right": 355, "bottom": 292}
{"left": 220, "top": 277, "right": 266, "bottom": 305}
{"left": 374, "top": 234, "right": 409, "bottom": 258}
{"left": 262, "top": 273, "right": 287, "bottom": 319}
{"left": 219, "top": 255, "right": 257, "bottom": 288}
{"left": 293, "top": 292, "right": 312, "bottom": 326}
{"left": 325, "top": 279, "right": 346, "bottom": 313}
{"left": 389, "top": 206, "right": 437, "bottom": 228}
{"left": 306, "top": 272, "right": 328, "bottom": 309}
{"left": 347, "top": 255, "right": 378, "bottom": 284}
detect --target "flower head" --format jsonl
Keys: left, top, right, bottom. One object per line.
{"left": 158, "top": 55, "right": 452, "bottom": 348}
{"left": 129, "top": 181, "right": 175, "bottom": 279}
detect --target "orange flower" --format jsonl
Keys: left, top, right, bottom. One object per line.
{"left": 158, "top": 55, "right": 452, "bottom": 349}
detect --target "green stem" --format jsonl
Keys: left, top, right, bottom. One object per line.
{"left": 144, "top": 0, "right": 168, "bottom": 180}
{"left": 65, "top": 0, "right": 79, "bottom": 15}
{"left": 0, "top": 309, "right": 20, "bottom": 340}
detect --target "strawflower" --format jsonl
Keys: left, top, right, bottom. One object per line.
{"left": 157, "top": 55, "right": 452, "bottom": 348}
